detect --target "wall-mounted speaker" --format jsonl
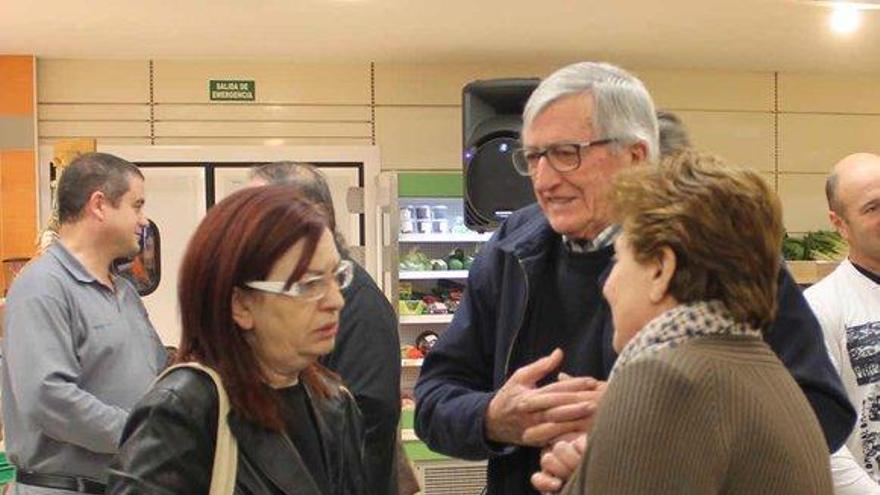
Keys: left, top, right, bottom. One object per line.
{"left": 462, "top": 78, "right": 539, "bottom": 232}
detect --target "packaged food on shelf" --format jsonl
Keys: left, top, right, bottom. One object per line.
{"left": 399, "top": 282, "right": 413, "bottom": 300}
{"left": 400, "top": 206, "right": 415, "bottom": 222}
{"left": 402, "top": 344, "right": 424, "bottom": 359}
{"left": 415, "top": 205, "right": 432, "bottom": 219}
{"left": 398, "top": 299, "right": 427, "bottom": 315}
{"left": 416, "top": 331, "right": 439, "bottom": 355}
{"left": 451, "top": 216, "right": 470, "bottom": 234}
{"left": 429, "top": 259, "right": 448, "bottom": 271}
{"left": 399, "top": 206, "right": 415, "bottom": 233}
{"left": 426, "top": 301, "right": 448, "bottom": 314}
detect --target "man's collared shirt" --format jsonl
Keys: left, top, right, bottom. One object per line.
{"left": 1, "top": 241, "right": 167, "bottom": 482}
{"left": 564, "top": 224, "right": 620, "bottom": 254}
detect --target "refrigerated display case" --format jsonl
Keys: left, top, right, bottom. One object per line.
{"left": 378, "top": 171, "right": 490, "bottom": 493}
{"left": 386, "top": 173, "right": 491, "bottom": 382}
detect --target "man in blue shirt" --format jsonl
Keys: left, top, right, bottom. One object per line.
{"left": 2, "top": 152, "right": 167, "bottom": 494}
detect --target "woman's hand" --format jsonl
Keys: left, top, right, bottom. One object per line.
{"left": 530, "top": 434, "right": 588, "bottom": 494}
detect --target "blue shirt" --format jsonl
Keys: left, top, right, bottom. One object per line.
{"left": 1, "top": 242, "right": 166, "bottom": 482}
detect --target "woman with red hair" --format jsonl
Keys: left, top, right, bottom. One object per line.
{"left": 107, "top": 185, "right": 365, "bottom": 494}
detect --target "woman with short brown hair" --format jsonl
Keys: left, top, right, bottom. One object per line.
{"left": 559, "top": 150, "right": 832, "bottom": 494}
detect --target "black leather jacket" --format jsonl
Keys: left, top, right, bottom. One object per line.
{"left": 106, "top": 367, "right": 366, "bottom": 495}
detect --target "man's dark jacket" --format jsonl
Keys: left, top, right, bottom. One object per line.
{"left": 414, "top": 203, "right": 856, "bottom": 495}
{"left": 320, "top": 261, "right": 401, "bottom": 495}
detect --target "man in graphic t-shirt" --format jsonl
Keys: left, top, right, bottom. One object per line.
{"left": 807, "top": 152, "right": 880, "bottom": 495}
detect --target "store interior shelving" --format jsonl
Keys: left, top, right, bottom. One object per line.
{"left": 400, "top": 270, "right": 469, "bottom": 280}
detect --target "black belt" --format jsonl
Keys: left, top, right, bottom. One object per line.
{"left": 16, "top": 471, "right": 107, "bottom": 494}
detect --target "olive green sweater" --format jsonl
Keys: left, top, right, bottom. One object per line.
{"left": 562, "top": 336, "right": 832, "bottom": 495}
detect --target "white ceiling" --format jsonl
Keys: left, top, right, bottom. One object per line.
{"left": 2, "top": 0, "right": 880, "bottom": 73}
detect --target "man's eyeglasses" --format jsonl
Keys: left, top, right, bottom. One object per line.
{"left": 244, "top": 259, "right": 354, "bottom": 301}
{"left": 511, "top": 139, "right": 617, "bottom": 176}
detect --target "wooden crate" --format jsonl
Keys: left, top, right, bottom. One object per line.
{"left": 786, "top": 260, "right": 840, "bottom": 285}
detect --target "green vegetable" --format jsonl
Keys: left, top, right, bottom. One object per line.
{"left": 782, "top": 230, "right": 847, "bottom": 261}
{"left": 448, "top": 258, "right": 464, "bottom": 270}
{"left": 783, "top": 235, "right": 806, "bottom": 261}
{"left": 401, "top": 248, "right": 432, "bottom": 270}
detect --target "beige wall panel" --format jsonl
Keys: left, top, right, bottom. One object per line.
{"left": 778, "top": 174, "right": 831, "bottom": 233}
{"left": 779, "top": 74, "right": 880, "bottom": 114}
{"left": 153, "top": 61, "right": 370, "bottom": 104}
{"left": 38, "top": 104, "right": 150, "bottom": 121}
{"left": 154, "top": 104, "right": 370, "bottom": 122}
{"left": 153, "top": 121, "right": 370, "bottom": 138}
{"left": 39, "top": 121, "right": 149, "bottom": 138}
{"left": 375, "top": 106, "right": 460, "bottom": 169}
{"left": 374, "top": 63, "right": 559, "bottom": 105}
{"left": 677, "top": 111, "right": 773, "bottom": 171}
{"left": 375, "top": 65, "right": 772, "bottom": 110}
{"left": 38, "top": 59, "right": 150, "bottom": 103}
{"left": 152, "top": 136, "right": 371, "bottom": 146}
{"left": 39, "top": 137, "right": 152, "bottom": 146}
{"left": 779, "top": 114, "right": 880, "bottom": 173}
{"left": 636, "top": 69, "right": 773, "bottom": 112}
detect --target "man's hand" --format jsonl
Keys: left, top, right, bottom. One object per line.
{"left": 485, "top": 349, "right": 605, "bottom": 447}
{"left": 485, "top": 348, "right": 565, "bottom": 445}
{"left": 531, "top": 434, "right": 588, "bottom": 494}
{"left": 520, "top": 376, "right": 607, "bottom": 446}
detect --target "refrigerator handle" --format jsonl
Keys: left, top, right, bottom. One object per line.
{"left": 376, "top": 172, "right": 399, "bottom": 310}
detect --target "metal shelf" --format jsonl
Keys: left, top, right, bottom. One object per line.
{"left": 399, "top": 232, "right": 492, "bottom": 243}
{"left": 399, "top": 314, "right": 454, "bottom": 325}
{"left": 400, "top": 270, "right": 469, "bottom": 280}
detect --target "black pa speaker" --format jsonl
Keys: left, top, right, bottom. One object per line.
{"left": 463, "top": 78, "right": 539, "bottom": 232}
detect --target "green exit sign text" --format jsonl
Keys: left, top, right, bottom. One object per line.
{"left": 209, "top": 80, "right": 255, "bottom": 101}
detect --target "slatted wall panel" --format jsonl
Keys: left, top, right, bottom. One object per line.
{"left": 37, "top": 59, "right": 373, "bottom": 147}
{"left": 37, "top": 59, "right": 151, "bottom": 144}
{"left": 777, "top": 73, "right": 880, "bottom": 233}
{"left": 36, "top": 58, "right": 880, "bottom": 234}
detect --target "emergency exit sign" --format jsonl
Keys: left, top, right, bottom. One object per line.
{"left": 209, "top": 80, "right": 255, "bottom": 101}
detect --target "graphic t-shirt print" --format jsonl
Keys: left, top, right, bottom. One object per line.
{"left": 847, "top": 321, "right": 880, "bottom": 479}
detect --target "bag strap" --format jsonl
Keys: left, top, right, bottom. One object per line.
{"left": 159, "top": 362, "right": 238, "bottom": 495}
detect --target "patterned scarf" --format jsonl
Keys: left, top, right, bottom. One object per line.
{"left": 610, "top": 300, "right": 762, "bottom": 380}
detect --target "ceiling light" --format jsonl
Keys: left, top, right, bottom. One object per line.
{"left": 797, "top": 0, "right": 880, "bottom": 9}
{"left": 830, "top": 3, "right": 861, "bottom": 34}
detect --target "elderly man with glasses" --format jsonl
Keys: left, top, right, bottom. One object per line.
{"left": 413, "top": 61, "right": 855, "bottom": 495}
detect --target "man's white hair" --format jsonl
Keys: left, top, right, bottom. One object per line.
{"left": 523, "top": 62, "right": 659, "bottom": 163}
